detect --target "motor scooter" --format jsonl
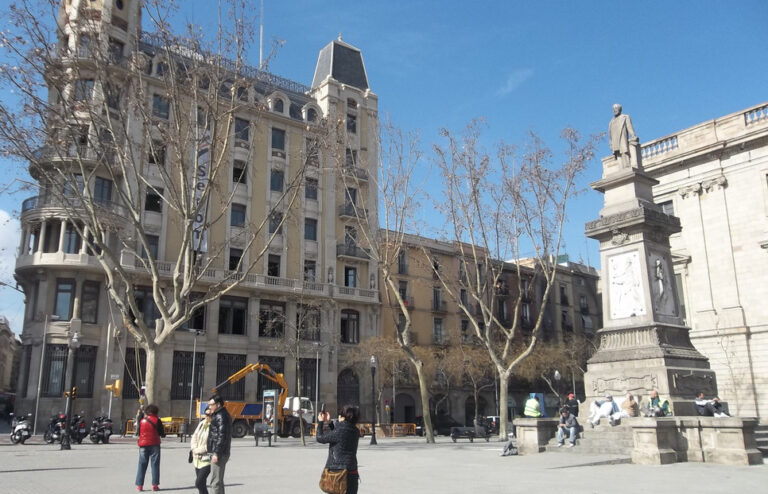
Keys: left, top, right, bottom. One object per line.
{"left": 69, "top": 412, "right": 88, "bottom": 444}
{"left": 89, "top": 415, "right": 113, "bottom": 444}
{"left": 9, "top": 413, "right": 34, "bottom": 444}
{"left": 43, "top": 413, "right": 67, "bottom": 443}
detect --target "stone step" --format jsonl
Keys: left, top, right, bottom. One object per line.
{"left": 546, "top": 422, "right": 635, "bottom": 455}
{"left": 755, "top": 426, "right": 768, "bottom": 454}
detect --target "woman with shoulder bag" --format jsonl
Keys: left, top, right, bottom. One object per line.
{"left": 316, "top": 405, "right": 360, "bottom": 494}
{"left": 190, "top": 408, "right": 213, "bottom": 494}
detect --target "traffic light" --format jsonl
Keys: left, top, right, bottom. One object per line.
{"left": 105, "top": 379, "right": 122, "bottom": 396}
{"left": 71, "top": 387, "right": 77, "bottom": 400}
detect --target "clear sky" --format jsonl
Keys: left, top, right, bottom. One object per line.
{"left": 1, "top": 0, "right": 766, "bottom": 334}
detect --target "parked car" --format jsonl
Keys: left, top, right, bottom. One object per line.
{"left": 414, "top": 414, "right": 462, "bottom": 436}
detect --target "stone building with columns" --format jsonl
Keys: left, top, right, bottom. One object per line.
{"left": 642, "top": 102, "right": 768, "bottom": 420}
{"left": 13, "top": 0, "right": 380, "bottom": 433}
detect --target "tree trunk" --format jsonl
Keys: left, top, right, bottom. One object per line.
{"left": 498, "top": 371, "right": 510, "bottom": 440}
{"left": 144, "top": 345, "right": 159, "bottom": 406}
{"left": 415, "top": 364, "right": 435, "bottom": 444}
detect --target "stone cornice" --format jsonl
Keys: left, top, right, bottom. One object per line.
{"left": 585, "top": 205, "right": 681, "bottom": 238}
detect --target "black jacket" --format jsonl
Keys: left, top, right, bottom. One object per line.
{"left": 207, "top": 407, "right": 232, "bottom": 458}
{"left": 316, "top": 420, "right": 359, "bottom": 471}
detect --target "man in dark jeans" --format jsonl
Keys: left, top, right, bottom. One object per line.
{"left": 206, "top": 395, "right": 232, "bottom": 494}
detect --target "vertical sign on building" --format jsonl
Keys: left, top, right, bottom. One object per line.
{"left": 192, "top": 130, "right": 210, "bottom": 252}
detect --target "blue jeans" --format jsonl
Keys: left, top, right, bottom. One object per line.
{"left": 557, "top": 426, "right": 577, "bottom": 444}
{"left": 136, "top": 445, "right": 161, "bottom": 487}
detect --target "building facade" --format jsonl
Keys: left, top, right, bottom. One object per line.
{"left": 379, "top": 235, "right": 600, "bottom": 425}
{"left": 643, "top": 102, "right": 768, "bottom": 420}
{"left": 0, "top": 316, "right": 20, "bottom": 394}
{"left": 13, "top": 0, "right": 380, "bottom": 429}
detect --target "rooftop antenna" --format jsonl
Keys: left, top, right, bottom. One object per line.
{"left": 259, "top": 0, "right": 264, "bottom": 69}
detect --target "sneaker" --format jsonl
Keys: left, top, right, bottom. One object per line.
{"left": 152, "top": 486, "right": 159, "bottom": 492}
{"left": 557, "top": 442, "right": 564, "bottom": 447}
{"left": 136, "top": 488, "right": 143, "bottom": 492}
{"left": 567, "top": 443, "right": 574, "bottom": 448}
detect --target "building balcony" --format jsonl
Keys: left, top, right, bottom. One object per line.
{"left": 338, "top": 203, "right": 368, "bottom": 220}
{"left": 336, "top": 243, "right": 370, "bottom": 260}
{"left": 431, "top": 300, "right": 448, "bottom": 313}
{"left": 21, "top": 195, "right": 128, "bottom": 225}
{"left": 31, "top": 145, "right": 123, "bottom": 178}
{"left": 392, "top": 296, "right": 415, "bottom": 310}
{"left": 340, "top": 166, "right": 368, "bottom": 182}
{"left": 432, "top": 335, "right": 447, "bottom": 346}
{"left": 118, "top": 250, "right": 379, "bottom": 303}
{"left": 15, "top": 250, "right": 105, "bottom": 273}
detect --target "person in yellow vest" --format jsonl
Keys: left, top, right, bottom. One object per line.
{"left": 523, "top": 395, "right": 542, "bottom": 418}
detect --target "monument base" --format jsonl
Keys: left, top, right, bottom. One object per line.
{"left": 584, "top": 323, "right": 717, "bottom": 412}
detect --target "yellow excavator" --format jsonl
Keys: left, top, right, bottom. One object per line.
{"left": 199, "top": 363, "right": 314, "bottom": 438}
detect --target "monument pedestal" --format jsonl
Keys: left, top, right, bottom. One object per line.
{"left": 584, "top": 163, "right": 717, "bottom": 409}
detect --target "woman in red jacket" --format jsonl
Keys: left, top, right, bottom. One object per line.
{"left": 135, "top": 404, "right": 166, "bottom": 491}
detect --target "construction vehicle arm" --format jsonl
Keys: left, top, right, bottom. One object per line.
{"left": 212, "top": 363, "right": 289, "bottom": 410}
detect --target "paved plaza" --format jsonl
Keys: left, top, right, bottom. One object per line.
{"left": 0, "top": 431, "right": 764, "bottom": 493}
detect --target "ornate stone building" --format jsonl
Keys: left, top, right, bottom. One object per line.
{"left": 13, "top": 0, "right": 380, "bottom": 429}
{"left": 643, "top": 102, "right": 768, "bottom": 420}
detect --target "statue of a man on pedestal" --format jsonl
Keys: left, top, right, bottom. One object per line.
{"left": 609, "top": 103, "right": 637, "bottom": 168}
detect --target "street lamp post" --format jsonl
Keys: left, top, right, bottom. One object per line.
{"left": 187, "top": 329, "right": 204, "bottom": 426}
{"left": 34, "top": 314, "right": 60, "bottom": 436}
{"left": 60, "top": 331, "right": 80, "bottom": 450}
{"left": 314, "top": 343, "right": 321, "bottom": 423}
{"left": 369, "top": 355, "right": 377, "bottom": 445}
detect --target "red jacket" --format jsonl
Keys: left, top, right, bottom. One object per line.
{"left": 137, "top": 414, "right": 165, "bottom": 447}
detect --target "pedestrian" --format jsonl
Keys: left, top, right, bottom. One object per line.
{"left": 563, "top": 393, "right": 579, "bottom": 417}
{"left": 206, "top": 395, "right": 232, "bottom": 494}
{"left": 523, "top": 395, "right": 542, "bottom": 418}
{"left": 191, "top": 407, "right": 213, "bottom": 494}
{"left": 556, "top": 408, "right": 579, "bottom": 447}
{"left": 317, "top": 405, "right": 360, "bottom": 494}
{"left": 135, "top": 403, "right": 166, "bottom": 492}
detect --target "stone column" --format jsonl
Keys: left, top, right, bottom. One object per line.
{"left": 57, "top": 219, "right": 67, "bottom": 253}
{"left": 38, "top": 219, "right": 48, "bottom": 253}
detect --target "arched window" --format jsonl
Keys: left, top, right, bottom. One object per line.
{"left": 273, "top": 98, "right": 284, "bottom": 113}
{"left": 337, "top": 368, "right": 360, "bottom": 407}
{"left": 340, "top": 309, "right": 359, "bottom": 344}
{"left": 307, "top": 108, "right": 317, "bottom": 122}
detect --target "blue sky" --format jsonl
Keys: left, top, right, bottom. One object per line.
{"left": 1, "top": 0, "right": 766, "bottom": 333}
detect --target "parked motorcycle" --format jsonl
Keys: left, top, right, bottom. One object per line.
{"left": 9, "top": 413, "right": 33, "bottom": 445}
{"left": 43, "top": 413, "right": 67, "bottom": 444}
{"left": 89, "top": 416, "right": 113, "bottom": 444}
{"left": 69, "top": 413, "right": 88, "bottom": 444}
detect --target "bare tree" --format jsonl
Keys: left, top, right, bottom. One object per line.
{"left": 430, "top": 120, "right": 600, "bottom": 438}
{"left": 331, "top": 116, "right": 442, "bottom": 442}
{"left": 0, "top": 0, "right": 306, "bottom": 403}
{"left": 516, "top": 332, "right": 596, "bottom": 401}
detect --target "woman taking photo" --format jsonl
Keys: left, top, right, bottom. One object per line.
{"left": 190, "top": 408, "right": 213, "bottom": 494}
{"left": 316, "top": 405, "right": 360, "bottom": 493}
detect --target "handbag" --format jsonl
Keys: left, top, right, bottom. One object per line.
{"left": 318, "top": 468, "right": 347, "bottom": 494}
{"left": 188, "top": 450, "right": 193, "bottom": 464}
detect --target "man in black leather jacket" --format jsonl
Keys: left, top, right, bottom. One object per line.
{"left": 206, "top": 395, "right": 232, "bottom": 494}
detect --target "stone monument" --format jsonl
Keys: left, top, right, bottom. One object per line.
{"left": 584, "top": 104, "right": 717, "bottom": 416}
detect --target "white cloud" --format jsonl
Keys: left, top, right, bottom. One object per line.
{"left": 0, "top": 209, "right": 24, "bottom": 335}
{"left": 497, "top": 68, "right": 534, "bottom": 96}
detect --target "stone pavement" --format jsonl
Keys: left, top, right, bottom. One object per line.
{"left": 0, "top": 433, "right": 764, "bottom": 493}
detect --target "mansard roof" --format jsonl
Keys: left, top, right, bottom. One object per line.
{"left": 312, "top": 38, "right": 369, "bottom": 91}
